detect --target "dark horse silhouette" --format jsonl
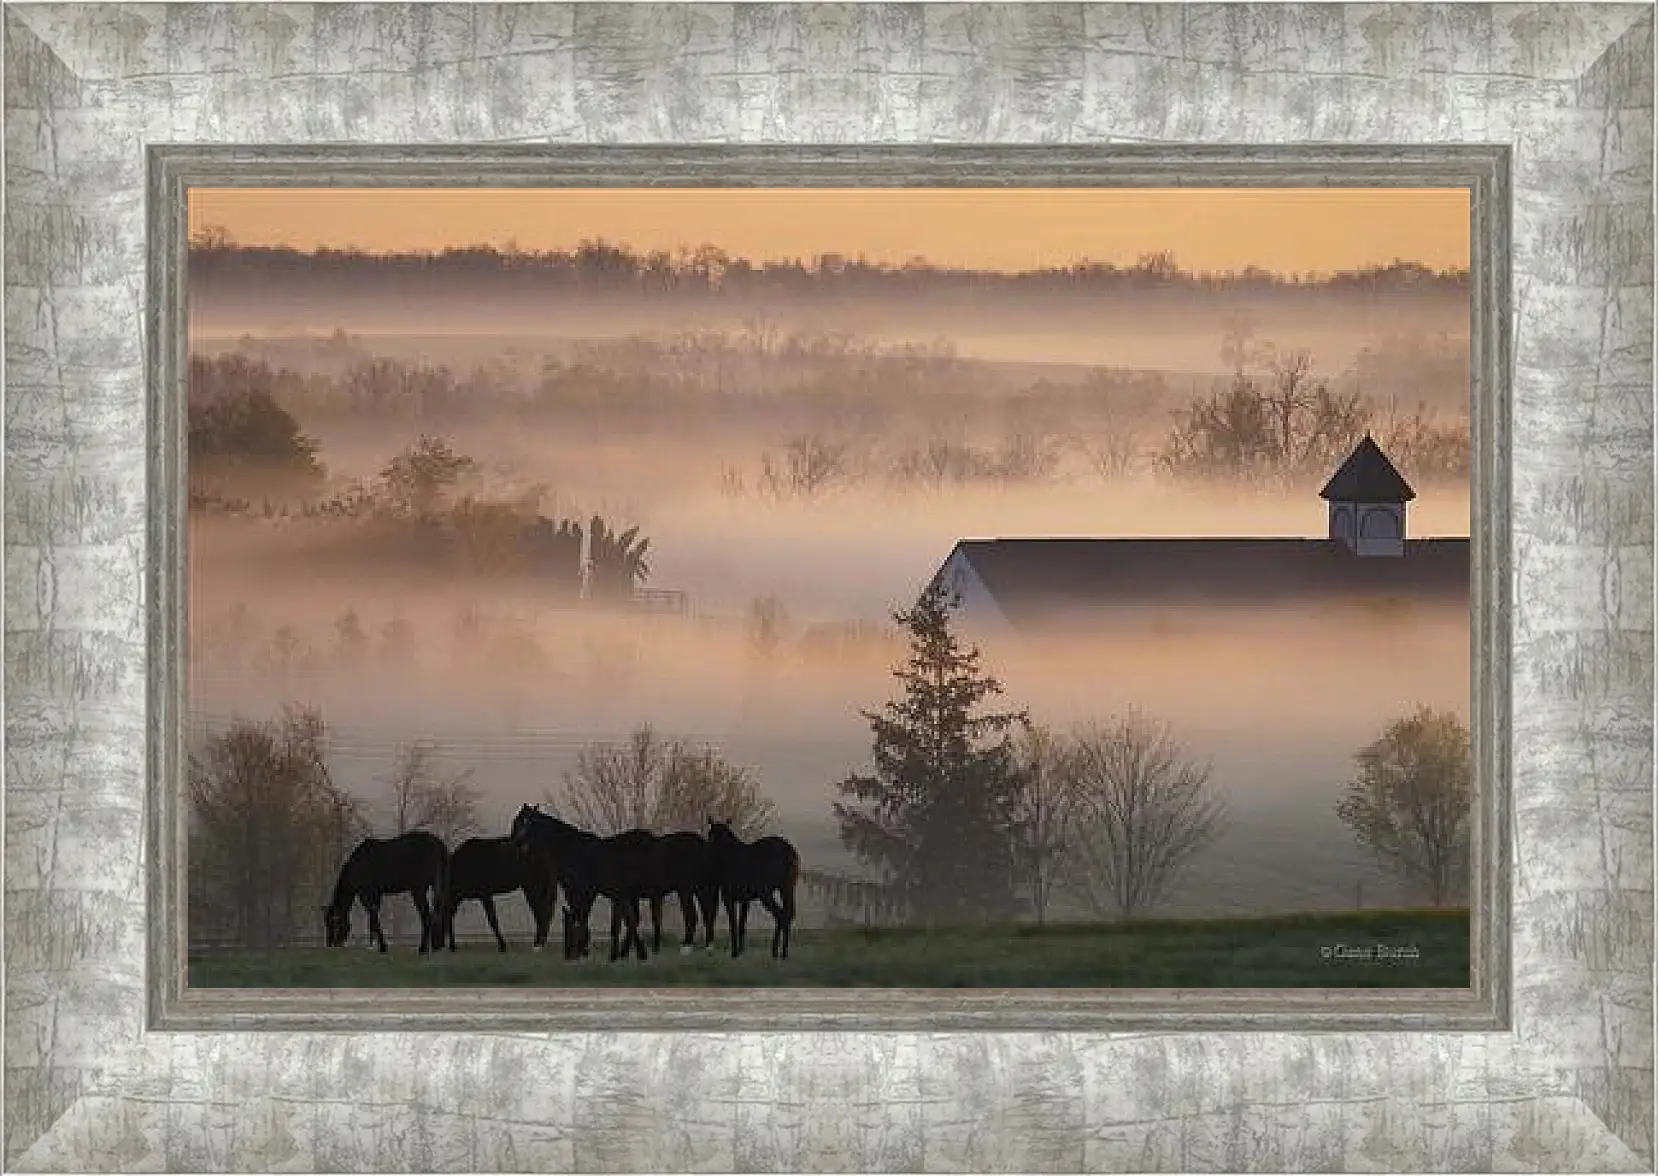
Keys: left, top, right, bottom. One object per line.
{"left": 556, "top": 830, "right": 721, "bottom": 957}
{"left": 706, "top": 820, "right": 800, "bottom": 959}
{"left": 442, "top": 836, "right": 557, "bottom": 952}
{"left": 632, "top": 831, "right": 722, "bottom": 954}
{"left": 322, "top": 830, "right": 449, "bottom": 953}
{"left": 508, "top": 805, "right": 651, "bottom": 961}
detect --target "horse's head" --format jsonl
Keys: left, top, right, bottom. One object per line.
{"left": 509, "top": 803, "right": 541, "bottom": 847}
{"left": 707, "top": 819, "right": 737, "bottom": 847}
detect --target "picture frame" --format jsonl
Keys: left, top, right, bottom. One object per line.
{"left": 158, "top": 142, "right": 1507, "bottom": 1026}
{"left": 5, "top": 3, "right": 1651, "bottom": 1170}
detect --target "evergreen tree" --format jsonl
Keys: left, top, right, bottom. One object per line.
{"left": 833, "top": 578, "right": 1028, "bottom": 924}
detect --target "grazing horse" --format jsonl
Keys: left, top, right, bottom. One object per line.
{"left": 442, "top": 836, "right": 557, "bottom": 952}
{"left": 508, "top": 805, "right": 650, "bottom": 961}
{"left": 706, "top": 820, "right": 800, "bottom": 959}
{"left": 322, "top": 830, "right": 449, "bottom": 954}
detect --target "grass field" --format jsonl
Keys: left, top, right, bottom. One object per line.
{"left": 190, "top": 908, "right": 1470, "bottom": 989}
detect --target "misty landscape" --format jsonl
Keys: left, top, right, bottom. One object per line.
{"left": 186, "top": 207, "right": 1474, "bottom": 988}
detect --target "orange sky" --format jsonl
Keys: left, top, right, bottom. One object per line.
{"left": 189, "top": 187, "right": 1470, "bottom": 276}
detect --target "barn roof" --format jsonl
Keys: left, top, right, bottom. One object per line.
{"left": 1319, "top": 435, "right": 1416, "bottom": 503}
{"left": 939, "top": 537, "right": 1469, "bottom": 628}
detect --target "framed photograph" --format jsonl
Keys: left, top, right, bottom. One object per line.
{"left": 178, "top": 177, "right": 1492, "bottom": 998}
{"left": 5, "top": 3, "right": 1651, "bottom": 1172}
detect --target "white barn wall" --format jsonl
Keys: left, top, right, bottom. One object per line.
{"left": 937, "top": 547, "right": 1012, "bottom": 638}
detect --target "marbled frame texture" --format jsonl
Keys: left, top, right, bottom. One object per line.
{"left": 3, "top": 3, "right": 1653, "bottom": 1171}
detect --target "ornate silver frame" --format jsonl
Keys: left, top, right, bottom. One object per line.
{"left": 7, "top": 4, "right": 1652, "bottom": 1170}
{"left": 147, "top": 143, "right": 1511, "bottom": 1034}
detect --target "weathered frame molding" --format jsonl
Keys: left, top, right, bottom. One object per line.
{"left": 6, "top": 4, "right": 1651, "bottom": 1171}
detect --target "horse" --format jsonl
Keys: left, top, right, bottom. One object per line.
{"left": 441, "top": 836, "right": 557, "bottom": 952}
{"left": 630, "top": 830, "right": 721, "bottom": 954}
{"left": 579, "top": 828, "right": 660, "bottom": 961}
{"left": 574, "top": 828, "right": 721, "bottom": 956}
{"left": 322, "top": 830, "right": 449, "bottom": 954}
{"left": 508, "top": 805, "right": 651, "bottom": 961}
{"left": 706, "top": 820, "right": 800, "bottom": 959}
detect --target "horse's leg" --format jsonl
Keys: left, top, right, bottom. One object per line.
{"left": 759, "top": 893, "right": 786, "bottom": 959}
{"left": 700, "top": 887, "right": 720, "bottom": 949}
{"left": 780, "top": 881, "right": 796, "bottom": 959}
{"left": 561, "top": 907, "right": 579, "bottom": 961}
{"left": 650, "top": 894, "right": 665, "bottom": 954}
{"left": 735, "top": 900, "right": 752, "bottom": 958}
{"left": 678, "top": 888, "right": 698, "bottom": 953}
{"left": 366, "top": 898, "right": 388, "bottom": 953}
{"left": 531, "top": 889, "right": 551, "bottom": 951}
{"left": 627, "top": 898, "right": 648, "bottom": 961}
{"left": 608, "top": 898, "right": 623, "bottom": 962}
{"left": 724, "top": 895, "right": 740, "bottom": 958}
{"left": 410, "top": 887, "right": 435, "bottom": 954}
{"left": 571, "top": 891, "right": 596, "bottom": 960}
{"left": 481, "top": 895, "right": 507, "bottom": 952}
{"left": 447, "top": 896, "right": 460, "bottom": 953}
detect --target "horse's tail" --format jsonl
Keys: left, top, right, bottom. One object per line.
{"left": 781, "top": 847, "right": 800, "bottom": 921}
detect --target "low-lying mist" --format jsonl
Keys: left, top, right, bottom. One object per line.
{"left": 189, "top": 586, "right": 1469, "bottom": 918}
{"left": 186, "top": 297, "right": 1475, "bottom": 921}
{"left": 193, "top": 467, "right": 1473, "bottom": 625}
{"left": 191, "top": 285, "right": 1468, "bottom": 378}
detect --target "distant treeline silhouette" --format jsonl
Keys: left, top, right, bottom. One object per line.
{"left": 188, "top": 233, "right": 1469, "bottom": 297}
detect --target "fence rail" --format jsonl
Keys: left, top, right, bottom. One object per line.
{"left": 631, "top": 588, "right": 689, "bottom": 615}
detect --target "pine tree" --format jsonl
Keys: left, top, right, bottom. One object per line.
{"left": 833, "top": 577, "right": 1028, "bottom": 925}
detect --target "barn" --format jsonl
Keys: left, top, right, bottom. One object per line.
{"left": 929, "top": 435, "right": 1470, "bottom": 636}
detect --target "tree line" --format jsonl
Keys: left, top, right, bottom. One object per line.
{"left": 190, "top": 337, "right": 1471, "bottom": 525}
{"left": 189, "top": 230, "right": 1469, "bottom": 297}
{"left": 726, "top": 351, "right": 1470, "bottom": 500}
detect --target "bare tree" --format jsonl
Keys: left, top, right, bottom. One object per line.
{"left": 1261, "top": 350, "right": 1368, "bottom": 474}
{"left": 382, "top": 741, "right": 483, "bottom": 941}
{"left": 1010, "top": 723, "right": 1077, "bottom": 927}
{"left": 1070, "top": 369, "right": 1167, "bottom": 483}
{"left": 1370, "top": 396, "right": 1473, "bottom": 482}
{"left": 740, "top": 314, "right": 782, "bottom": 396}
{"left": 655, "top": 745, "right": 777, "bottom": 839}
{"left": 1073, "top": 427, "right": 1140, "bottom": 483}
{"left": 188, "top": 704, "right": 365, "bottom": 947}
{"left": 551, "top": 725, "right": 776, "bottom": 837}
{"left": 1162, "top": 347, "right": 1366, "bottom": 485}
{"left": 385, "top": 741, "right": 483, "bottom": 845}
{"left": 758, "top": 434, "right": 854, "bottom": 500}
{"left": 1060, "top": 712, "right": 1228, "bottom": 920}
{"left": 1336, "top": 707, "right": 1471, "bottom": 907}
{"left": 551, "top": 726, "right": 667, "bottom": 834}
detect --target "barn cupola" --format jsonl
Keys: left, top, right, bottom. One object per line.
{"left": 1319, "top": 434, "right": 1415, "bottom": 557}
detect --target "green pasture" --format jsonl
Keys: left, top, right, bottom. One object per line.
{"left": 190, "top": 908, "right": 1470, "bottom": 989}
